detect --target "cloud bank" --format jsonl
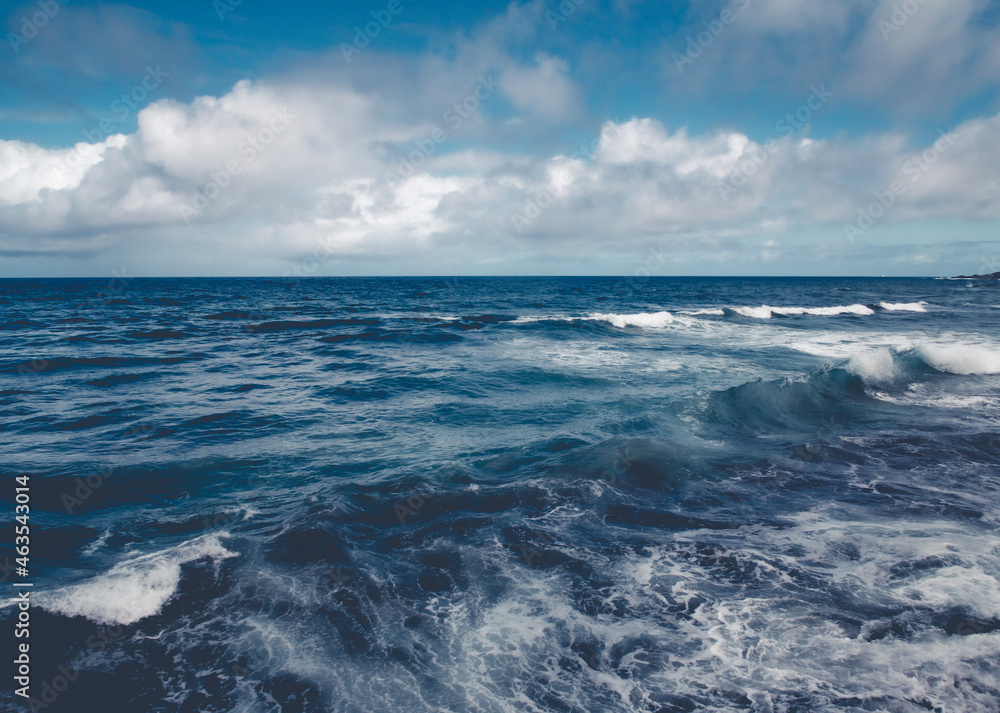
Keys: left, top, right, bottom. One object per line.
{"left": 1, "top": 0, "right": 999, "bottom": 274}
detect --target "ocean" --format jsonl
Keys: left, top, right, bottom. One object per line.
{"left": 1, "top": 276, "right": 999, "bottom": 713}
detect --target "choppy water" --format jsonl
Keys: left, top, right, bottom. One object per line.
{"left": 2, "top": 276, "right": 999, "bottom": 713}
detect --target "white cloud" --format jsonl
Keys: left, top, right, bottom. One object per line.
{"left": 738, "top": 0, "right": 856, "bottom": 35}
{"left": 501, "top": 53, "right": 583, "bottom": 122}
{"left": 843, "top": 0, "right": 1000, "bottom": 110}
{"left": 1, "top": 76, "right": 999, "bottom": 270}
{"left": 667, "top": 0, "right": 1000, "bottom": 115}
{"left": 0, "top": 136, "right": 124, "bottom": 205}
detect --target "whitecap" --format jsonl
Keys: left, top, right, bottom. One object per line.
{"left": 588, "top": 311, "right": 674, "bottom": 328}
{"left": 733, "top": 306, "right": 776, "bottom": 319}
{"left": 847, "top": 348, "right": 897, "bottom": 384}
{"left": 733, "top": 304, "right": 876, "bottom": 318}
{"left": 35, "top": 533, "right": 236, "bottom": 626}
{"left": 679, "top": 308, "right": 726, "bottom": 316}
{"left": 879, "top": 301, "right": 928, "bottom": 312}
{"left": 917, "top": 344, "right": 1000, "bottom": 375}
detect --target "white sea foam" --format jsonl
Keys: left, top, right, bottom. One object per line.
{"left": 847, "top": 348, "right": 897, "bottom": 384}
{"left": 80, "top": 528, "right": 113, "bottom": 556}
{"left": 844, "top": 343, "right": 1000, "bottom": 384}
{"left": 733, "top": 305, "right": 775, "bottom": 319}
{"left": 879, "top": 301, "right": 928, "bottom": 312}
{"left": 917, "top": 344, "right": 1000, "bottom": 375}
{"left": 786, "top": 331, "right": 914, "bottom": 359}
{"left": 589, "top": 311, "right": 674, "bottom": 328}
{"left": 679, "top": 308, "right": 726, "bottom": 316}
{"left": 36, "top": 533, "right": 236, "bottom": 625}
{"left": 430, "top": 507, "right": 1000, "bottom": 712}
{"left": 511, "top": 315, "right": 575, "bottom": 324}
{"left": 165, "top": 503, "right": 1000, "bottom": 713}
{"left": 517, "top": 301, "right": 926, "bottom": 330}
{"left": 734, "top": 304, "right": 876, "bottom": 319}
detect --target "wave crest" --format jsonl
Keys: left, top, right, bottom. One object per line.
{"left": 916, "top": 345, "right": 1000, "bottom": 375}
{"left": 589, "top": 311, "right": 674, "bottom": 328}
{"left": 36, "top": 534, "right": 236, "bottom": 625}
{"left": 879, "top": 302, "right": 928, "bottom": 312}
{"left": 732, "top": 304, "right": 875, "bottom": 319}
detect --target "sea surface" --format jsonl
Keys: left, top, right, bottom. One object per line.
{"left": 1, "top": 276, "right": 999, "bottom": 713}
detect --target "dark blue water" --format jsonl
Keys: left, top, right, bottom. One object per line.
{"left": 2, "top": 277, "right": 999, "bottom": 713}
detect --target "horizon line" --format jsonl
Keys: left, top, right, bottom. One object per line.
{"left": 0, "top": 274, "right": 964, "bottom": 280}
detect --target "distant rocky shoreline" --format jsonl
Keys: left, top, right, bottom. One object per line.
{"left": 952, "top": 271, "right": 1000, "bottom": 280}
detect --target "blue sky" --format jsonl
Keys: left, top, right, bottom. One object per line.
{"left": 2, "top": 0, "right": 999, "bottom": 276}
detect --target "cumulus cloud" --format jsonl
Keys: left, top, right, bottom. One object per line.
{"left": 501, "top": 53, "right": 584, "bottom": 122}
{"left": 1, "top": 71, "right": 999, "bottom": 271}
{"left": 666, "top": 0, "right": 1000, "bottom": 115}
{"left": 0, "top": 137, "right": 120, "bottom": 204}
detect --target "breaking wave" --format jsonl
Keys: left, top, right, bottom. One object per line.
{"left": 35, "top": 534, "right": 236, "bottom": 626}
